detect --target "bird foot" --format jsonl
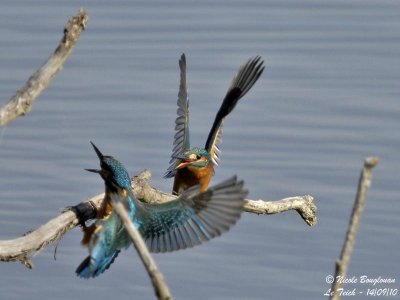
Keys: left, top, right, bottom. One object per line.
{"left": 64, "top": 201, "right": 97, "bottom": 227}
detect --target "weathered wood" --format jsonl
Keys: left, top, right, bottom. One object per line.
{"left": 243, "top": 195, "right": 316, "bottom": 226}
{"left": 0, "top": 209, "right": 78, "bottom": 268}
{"left": 330, "top": 157, "right": 379, "bottom": 300}
{"left": 0, "top": 170, "right": 316, "bottom": 266}
{"left": 0, "top": 8, "right": 88, "bottom": 127}
{"left": 113, "top": 201, "right": 173, "bottom": 300}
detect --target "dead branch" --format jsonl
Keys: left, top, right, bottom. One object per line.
{"left": 113, "top": 201, "right": 173, "bottom": 300}
{"left": 0, "top": 209, "right": 78, "bottom": 268}
{"left": 330, "top": 156, "right": 379, "bottom": 300}
{"left": 0, "top": 8, "right": 88, "bottom": 127}
{"left": 128, "top": 170, "right": 317, "bottom": 225}
{"left": 0, "top": 170, "right": 316, "bottom": 266}
{"left": 243, "top": 195, "right": 316, "bottom": 226}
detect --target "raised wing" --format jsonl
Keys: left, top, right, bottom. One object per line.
{"left": 164, "top": 53, "right": 190, "bottom": 178}
{"left": 138, "top": 176, "right": 247, "bottom": 253}
{"left": 205, "top": 56, "right": 265, "bottom": 165}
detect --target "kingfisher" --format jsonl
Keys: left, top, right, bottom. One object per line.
{"left": 164, "top": 54, "right": 265, "bottom": 195}
{"left": 76, "top": 142, "right": 247, "bottom": 278}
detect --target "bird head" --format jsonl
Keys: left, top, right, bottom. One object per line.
{"left": 175, "top": 147, "right": 211, "bottom": 169}
{"left": 86, "top": 142, "right": 131, "bottom": 190}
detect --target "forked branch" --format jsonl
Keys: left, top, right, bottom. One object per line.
{"left": 0, "top": 170, "right": 316, "bottom": 266}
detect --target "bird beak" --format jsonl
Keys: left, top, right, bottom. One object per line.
{"left": 85, "top": 168, "right": 109, "bottom": 181}
{"left": 173, "top": 153, "right": 191, "bottom": 169}
{"left": 90, "top": 141, "right": 104, "bottom": 161}
{"left": 175, "top": 160, "right": 192, "bottom": 169}
{"left": 174, "top": 153, "right": 201, "bottom": 169}
{"left": 85, "top": 168, "right": 101, "bottom": 174}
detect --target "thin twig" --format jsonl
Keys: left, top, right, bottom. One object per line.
{"left": 330, "top": 156, "right": 379, "bottom": 300}
{"left": 0, "top": 8, "right": 88, "bottom": 127}
{"left": 0, "top": 170, "right": 316, "bottom": 265}
{"left": 112, "top": 201, "right": 173, "bottom": 300}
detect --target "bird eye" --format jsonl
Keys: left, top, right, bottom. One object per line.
{"left": 196, "top": 154, "right": 201, "bottom": 160}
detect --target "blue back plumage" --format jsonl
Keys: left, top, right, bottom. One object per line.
{"left": 101, "top": 156, "right": 132, "bottom": 190}
{"left": 101, "top": 156, "right": 136, "bottom": 219}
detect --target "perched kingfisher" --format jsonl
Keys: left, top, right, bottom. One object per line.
{"left": 76, "top": 142, "right": 247, "bottom": 278}
{"left": 164, "top": 54, "right": 265, "bottom": 195}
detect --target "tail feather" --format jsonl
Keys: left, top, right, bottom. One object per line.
{"left": 76, "top": 250, "right": 120, "bottom": 279}
{"left": 76, "top": 256, "right": 92, "bottom": 279}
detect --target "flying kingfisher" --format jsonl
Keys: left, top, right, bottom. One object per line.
{"left": 76, "top": 142, "right": 247, "bottom": 278}
{"left": 164, "top": 54, "right": 265, "bottom": 195}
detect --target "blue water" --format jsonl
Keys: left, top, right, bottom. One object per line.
{"left": 0, "top": 1, "right": 399, "bottom": 299}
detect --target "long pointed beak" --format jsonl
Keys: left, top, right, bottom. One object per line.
{"left": 90, "top": 141, "right": 104, "bottom": 161}
{"left": 175, "top": 161, "right": 192, "bottom": 169}
{"left": 173, "top": 153, "right": 191, "bottom": 169}
{"left": 85, "top": 168, "right": 101, "bottom": 174}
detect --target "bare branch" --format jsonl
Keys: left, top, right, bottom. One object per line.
{"left": 128, "top": 170, "right": 317, "bottom": 226}
{"left": 0, "top": 170, "right": 316, "bottom": 266}
{"left": 0, "top": 209, "right": 78, "bottom": 268}
{"left": 330, "top": 156, "right": 379, "bottom": 300}
{"left": 0, "top": 8, "right": 88, "bottom": 127}
{"left": 112, "top": 201, "right": 173, "bottom": 300}
{"left": 243, "top": 195, "right": 316, "bottom": 226}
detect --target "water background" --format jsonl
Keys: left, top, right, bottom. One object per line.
{"left": 0, "top": 1, "right": 399, "bottom": 299}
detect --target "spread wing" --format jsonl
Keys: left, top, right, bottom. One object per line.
{"left": 164, "top": 53, "right": 190, "bottom": 178}
{"left": 205, "top": 56, "right": 265, "bottom": 166}
{"left": 137, "top": 176, "right": 247, "bottom": 253}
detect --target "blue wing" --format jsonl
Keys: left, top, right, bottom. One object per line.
{"left": 76, "top": 250, "right": 120, "bottom": 279}
{"left": 76, "top": 191, "right": 135, "bottom": 278}
{"left": 137, "top": 176, "right": 247, "bottom": 253}
{"left": 164, "top": 53, "right": 190, "bottom": 178}
{"left": 75, "top": 216, "right": 122, "bottom": 278}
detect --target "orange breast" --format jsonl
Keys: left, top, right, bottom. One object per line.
{"left": 172, "top": 164, "right": 214, "bottom": 195}
{"left": 80, "top": 188, "right": 113, "bottom": 246}
{"left": 81, "top": 224, "right": 96, "bottom": 246}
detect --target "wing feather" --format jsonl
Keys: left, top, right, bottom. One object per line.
{"left": 164, "top": 53, "right": 190, "bottom": 178}
{"left": 205, "top": 56, "right": 265, "bottom": 165}
{"left": 139, "top": 176, "right": 247, "bottom": 253}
